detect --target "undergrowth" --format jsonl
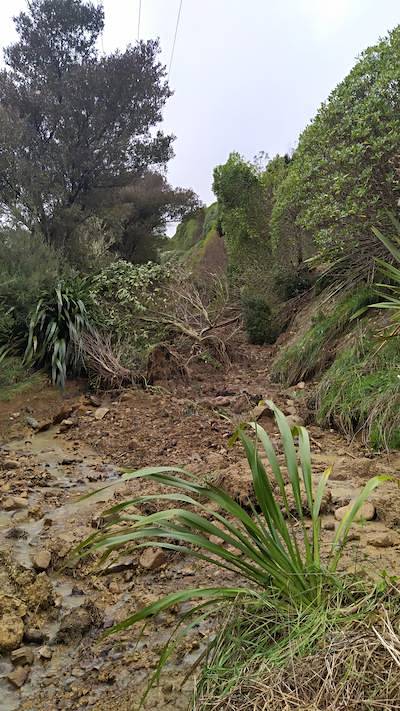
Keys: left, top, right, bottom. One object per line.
{"left": 272, "top": 287, "right": 376, "bottom": 385}
{"left": 317, "top": 329, "right": 400, "bottom": 449}
{"left": 0, "top": 355, "right": 42, "bottom": 401}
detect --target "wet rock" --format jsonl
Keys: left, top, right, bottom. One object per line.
{"left": 38, "top": 645, "right": 53, "bottom": 660}
{"left": 295, "top": 381, "right": 305, "bottom": 390}
{"left": 24, "top": 628, "right": 47, "bottom": 644}
{"left": 7, "top": 665, "right": 29, "bottom": 688}
{"left": 59, "top": 418, "right": 74, "bottom": 432}
{"left": 56, "top": 606, "right": 92, "bottom": 643}
{"left": 0, "top": 594, "right": 27, "bottom": 618}
{"left": 11, "top": 646, "right": 34, "bottom": 665}
{"left": 26, "top": 416, "right": 39, "bottom": 430}
{"left": 335, "top": 502, "right": 375, "bottom": 522}
{"left": 32, "top": 549, "right": 52, "bottom": 571}
{"left": 368, "top": 532, "right": 397, "bottom": 548}
{"left": 3, "top": 496, "right": 29, "bottom": 511}
{"left": 0, "top": 614, "right": 24, "bottom": 652}
{"left": 5, "top": 527, "right": 28, "bottom": 540}
{"left": 1, "top": 458, "right": 19, "bottom": 470}
{"left": 94, "top": 407, "right": 110, "bottom": 421}
{"left": 24, "top": 573, "right": 54, "bottom": 609}
{"left": 139, "top": 547, "right": 168, "bottom": 570}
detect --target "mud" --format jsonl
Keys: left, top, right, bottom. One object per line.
{"left": 0, "top": 344, "right": 399, "bottom": 710}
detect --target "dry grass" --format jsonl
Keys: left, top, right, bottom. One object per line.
{"left": 195, "top": 606, "right": 400, "bottom": 711}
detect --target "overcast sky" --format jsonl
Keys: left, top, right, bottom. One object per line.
{"left": 0, "top": 0, "right": 399, "bottom": 210}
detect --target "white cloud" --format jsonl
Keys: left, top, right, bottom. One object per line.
{"left": 300, "top": 0, "right": 362, "bottom": 36}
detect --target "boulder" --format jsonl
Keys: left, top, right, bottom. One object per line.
{"left": 94, "top": 407, "right": 110, "bottom": 421}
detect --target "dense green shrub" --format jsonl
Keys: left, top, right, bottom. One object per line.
{"left": 271, "top": 26, "right": 400, "bottom": 265}
{"left": 274, "top": 266, "right": 313, "bottom": 300}
{"left": 241, "top": 295, "right": 278, "bottom": 345}
{"left": 89, "top": 260, "right": 173, "bottom": 360}
{"left": 0, "top": 229, "right": 61, "bottom": 344}
{"left": 317, "top": 330, "right": 400, "bottom": 450}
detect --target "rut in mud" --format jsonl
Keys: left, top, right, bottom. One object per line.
{"left": 1, "top": 344, "right": 400, "bottom": 711}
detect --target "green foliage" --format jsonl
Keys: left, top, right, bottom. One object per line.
{"left": 0, "top": 0, "right": 177, "bottom": 255}
{"left": 0, "top": 229, "right": 61, "bottom": 345}
{"left": 77, "top": 404, "right": 386, "bottom": 678}
{"left": 25, "top": 279, "right": 92, "bottom": 387}
{"left": 272, "top": 288, "right": 376, "bottom": 385}
{"left": 170, "top": 209, "right": 206, "bottom": 252}
{"left": 0, "top": 355, "right": 41, "bottom": 401}
{"left": 274, "top": 266, "right": 313, "bottom": 300}
{"left": 369, "top": 216, "right": 400, "bottom": 339}
{"left": 271, "top": 27, "right": 400, "bottom": 263}
{"left": 241, "top": 295, "right": 278, "bottom": 345}
{"left": 89, "top": 260, "right": 173, "bottom": 358}
{"left": 317, "top": 330, "right": 400, "bottom": 450}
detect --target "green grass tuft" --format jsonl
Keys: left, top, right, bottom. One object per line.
{"left": 272, "top": 287, "right": 376, "bottom": 385}
{"left": 316, "top": 329, "right": 400, "bottom": 450}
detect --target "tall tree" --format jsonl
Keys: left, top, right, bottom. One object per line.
{"left": 0, "top": 0, "right": 195, "bottom": 259}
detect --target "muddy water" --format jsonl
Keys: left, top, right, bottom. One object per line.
{"left": 0, "top": 428, "right": 207, "bottom": 710}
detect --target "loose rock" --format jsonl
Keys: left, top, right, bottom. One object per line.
{"left": 11, "top": 646, "right": 35, "bottom": 665}
{"left": 94, "top": 407, "right": 110, "bottom": 421}
{"left": 368, "top": 532, "right": 397, "bottom": 548}
{"left": 139, "top": 547, "right": 168, "bottom": 571}
{"left": 56, "top": 606, "right": 92, "bottom": 643}
{"left": 334, "top": 501, "right": 375, "bottom": 522}
{"left": 1, "top": 458, "right": 19, "bottom": 470}
{"left": 38, "top": 645, "right": 53, "bottom": 660}
{"left": 0, "top": 614, "right": 24, "bottom": 652}
{"left": 7, "top": 666, "right": 29, "bottom": 688}
{"left": 3, "top": 496, "right": 29, "bottom": 511}
{"left": 32, "top": 549, "right": 52, "bottom": 571}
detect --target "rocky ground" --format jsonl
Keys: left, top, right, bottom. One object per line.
{"left": 0, "top": 343, "right": 399, "bottom": 710}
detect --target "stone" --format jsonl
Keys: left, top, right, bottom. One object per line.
{"left": 105, "top": 556, "right": 136, "bottom": 574}
{"left": 94, "top": 407, "right": 109, "bottom": 421}
{"left": 3, "top": 496, "right": 29, "bottom": 511}
{"left": 24, "top": 628, "right": 47, "bottom": 644}
{"left": 1, "top": 458, "right": 19, "bottom": 470}
{"left": 368, "top": 532, "right": 397, "bottom": 548}
{"left": 285, "top": 414, "right": 305, "bottom": 429}
{"left": 11, "top": 647, "right": 35, "bottom": 665}
{"left": 0, "top": 614, "right": 24, "bottom": 652}
{"left": 32, "top": 549, "right": 52, "bottom": 571}
{"left": 231, "top": 394, "right": 249, "bottom": 414}
{"left": 334, "top": 501, "right": 375, "bottom": 522}
{"left": 26, "top": 416, "right": 39, "bottom": 430}
{"left": 38, "top": 645, "right": 53, "bottom": 660}
{"left": 56, "top": 606, "right": 92, "bottom": 643}
{"left": 322, "top": 520, "right": 335, "bottom": 531}
{"left": 7, "top": 666, "right": 29, "bottom": 688}
{"left": 139, "top": 547, "right": 168, "bottom": 571}
{"left": 295, "top": 381, "right": 306, "bottom": 390}
{"left": 59, "top": 418, "right": 74, "bottom": 432}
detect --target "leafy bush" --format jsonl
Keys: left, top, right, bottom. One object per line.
{"left": 241, "top": 295, "right": 278, "bottom": 345}
{"left": 274, "top": 266, "right": 313, "bottom": 300}
{"left": 272, "top": 287, "right": 376, "bottom": 385}
{"left": 369, "top": 217, "right": 400, "bottom": 340}
{"left": 317, "top": 329, "right": 400, "bottom": 450}
{"left": 271, "top": 26, "right": 400, "bottom": 266}
{"left": 77, "top": 403, "right": 387, "bottom": 702}
{"left": 0, "top": 229, "right": 60, "bottom": 344}
{"left": 89, "top": 259, "right": 173, "bottom": 360}
{"left": 25, "top": 279, "right": 92, "bottom": 387}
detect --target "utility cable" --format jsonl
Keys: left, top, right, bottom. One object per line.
{"left": 168, "top": 0, "right": 183, "bottom": 79}
{"left": 137, "top": 0, "right": 142, "bottom": 41}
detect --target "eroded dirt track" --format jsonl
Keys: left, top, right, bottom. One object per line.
{"left": 0, "top": 345, "right": 399, "bottom": 710}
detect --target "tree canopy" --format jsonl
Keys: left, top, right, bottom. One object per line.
{"left": 0, "top": 0, "right": 197, "bottom": 261}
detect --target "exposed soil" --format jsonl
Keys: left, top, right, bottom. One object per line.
{"left": 0, "top": 343, "right": 399, "bottom": 710}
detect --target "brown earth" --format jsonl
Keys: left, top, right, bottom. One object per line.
{"left": 0, "top": 343, "right": 399, "bottom": 710}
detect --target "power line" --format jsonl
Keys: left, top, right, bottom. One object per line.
{"left": 168, "top": 0, "right": 183, "bottom": 79}
{"left": 138, "top": 0, "right": 142, "bottom": 42}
